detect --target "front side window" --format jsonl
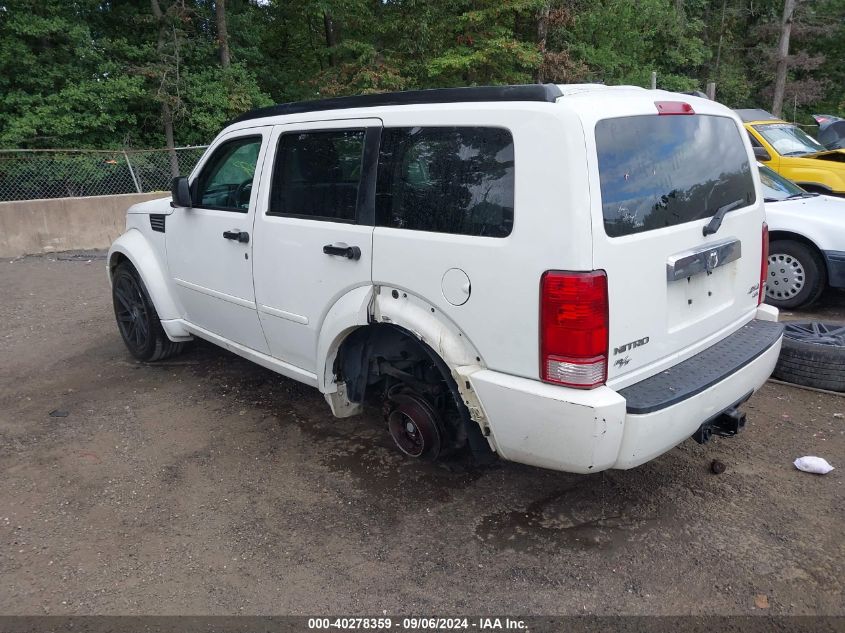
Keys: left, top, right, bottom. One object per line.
{"left": 193, "top": 136, "right": 262, "bottom": 212}
{"left": 376, "top": 127, "right": 514, "bottom": 237}
{"left": 596, "top": 115, "right": 756, "bottom": 237}
{"left": 753, "top": 123, "right": 825, "bottom": 156}
{"left": 268, "top": 129, "right": 365, "bottom": 221}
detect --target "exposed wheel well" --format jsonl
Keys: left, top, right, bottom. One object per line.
{"left": 108, "top": 252, "right": 129, "bottom": 277}
{"left": 768, "top": 231, "right": 827, "bottom": 278}
{"left": 334, "top": 323, "right": 490, "bottom": 459}
{"left": 335, "top": 323, "right": 453, "bottom": 404}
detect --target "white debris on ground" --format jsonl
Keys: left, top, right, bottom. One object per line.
{"left": 794, "top": 456, "right": 835, "bottom": 475}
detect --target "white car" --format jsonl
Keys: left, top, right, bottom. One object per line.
{"left": 108, "top": 84, "right": 783, "bottom": 474}
{"left": 760, "top": 164, "right": 845, "bottom": 308}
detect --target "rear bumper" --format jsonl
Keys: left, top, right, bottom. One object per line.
{"left": 823, "top": 250, "right": 845, "bottom": 288}
{"left": 469, "top": 314, "right": 783, "bottom": 474}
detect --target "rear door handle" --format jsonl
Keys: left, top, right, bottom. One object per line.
{"left": 323, "top": 243, "right": 361, "bottom": 260}
{"left": 223, "top": 229, "right": 249, "bottom": 243}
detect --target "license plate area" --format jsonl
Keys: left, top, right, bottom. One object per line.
{"left": 667, "top": 261, "right": 738, "bottom": 333}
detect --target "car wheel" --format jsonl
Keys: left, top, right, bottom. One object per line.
{"left": 765, "top": 240, "right": 826, "bottom": 309}
{"left": 112, "top": 262, "right": 185, "bottom": 362}
{"left": 773, "top": 322, "right": 845, "bottom": 392}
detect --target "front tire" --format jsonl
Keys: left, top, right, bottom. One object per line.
{"left": 765, "top": 240, "right": 826, "bottom": 309}
{"left": 112, "top": 262, "right": 185, "bottom": 362}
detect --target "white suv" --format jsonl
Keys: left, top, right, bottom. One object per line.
{"left": 108, "top": 84, "right": 783, "bottom": 473}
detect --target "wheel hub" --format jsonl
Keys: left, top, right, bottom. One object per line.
{"left": 114, "top": 273, "right": 148, "bottom": 350}
{"left": 767, "top": 253, "right": 805, "bottom": 299}
{"left": 386, "top": 392, "right": 443, "bottom": 460}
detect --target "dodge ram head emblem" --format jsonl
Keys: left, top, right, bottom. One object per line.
{"left": 706, "top": 249, "right": 720, "bottom": 272}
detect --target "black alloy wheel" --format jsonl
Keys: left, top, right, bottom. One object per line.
{"left": 112, "top": 262, "right": 185, "bottom": 362}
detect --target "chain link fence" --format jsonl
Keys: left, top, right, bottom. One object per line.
{"left": 0, "top": 146, "right": 208, "bottom": 202}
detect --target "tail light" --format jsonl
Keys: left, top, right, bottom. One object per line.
{"left": 540, "top": 271, "right": 608, "bottom": 388}
{"left": 759, "top": 222, "right": 769, "bottom": 306}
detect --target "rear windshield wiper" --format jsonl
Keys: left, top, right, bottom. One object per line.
{"left": 786, "top": 192, "right": 820, "bottom": 199}
{"left": 702, "top": 198, "right": 745, "bottom": 236}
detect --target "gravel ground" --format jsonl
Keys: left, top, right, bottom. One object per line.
{"left": 0, "top": 253, "right": 843, "bottom": 616}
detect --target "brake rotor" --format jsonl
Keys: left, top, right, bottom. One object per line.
{"left": 386, "top": 392, "right": 442, "bottom": 460}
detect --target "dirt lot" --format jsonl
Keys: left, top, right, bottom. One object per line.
{"left": 0, "top": 253, "right": 843, "bottom": 616}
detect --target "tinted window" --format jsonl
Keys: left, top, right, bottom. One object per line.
{"left": 596, "top": 115, "right": 755, "bottom": 237}
{"left": 376, "top": 127, "right": 514, "bottom": 237}
{"left": 269, "top": 129, "right": 365, "bottom": 221}
{"left": 194, "top": 136, "right": 261, "bottom": 212}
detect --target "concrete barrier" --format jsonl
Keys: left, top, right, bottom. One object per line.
{"left": 0, "top": 192, "right": 168, "bottom": 258}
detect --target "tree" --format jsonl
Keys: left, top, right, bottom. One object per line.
{"left": 149, "top": 0, "right": 181, "bottom": 176}
{"left": 322, "top": 9, "right": 337, "bottom": 67}
{"left": 535, "top": 2, "right": 551, "bottom": 82}
{"left": 772, "top": 0, "right": 797, "bottom": 117}
{"left": 424, "top": 0, "right": 545, "bottom": 86}
{"left": 216, "top": 0, "right": 231, "bottom": 68}
{"left": 0, "top": 0, "right": 146, "bottom": 148}
{"left": 547, "top": 0, "right": 708, "bottom": 92}
{"left": 0, "top": 0, "right": 842, "bottom": 152}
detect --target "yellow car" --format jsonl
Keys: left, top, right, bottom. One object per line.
{"left": 737, "top": 109, "right": 845, "bottom": 196}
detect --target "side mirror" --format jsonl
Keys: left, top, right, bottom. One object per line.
{"left": 753, "top": 146, "right": 771, "bottom": 162}
{"left": 171, "top": 176, "right": 192, "bottom": 208}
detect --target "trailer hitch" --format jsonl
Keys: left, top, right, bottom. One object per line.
{"left": 692, "top": 393, "right": 752, "bottom": 445}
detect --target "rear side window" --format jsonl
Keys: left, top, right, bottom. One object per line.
{"left": 376, "top": 127, "right": 514, "bottom": 237}
{"left": 596, "top": 115, "right": 755, "bottom": 237}
{"left": 268, "top": 129, "right": 365, "bottom": 222}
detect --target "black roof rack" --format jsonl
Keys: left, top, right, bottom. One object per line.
{"left": 230, "top": 84, "right": 563, "bottom": 125}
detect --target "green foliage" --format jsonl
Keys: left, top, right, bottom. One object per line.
{"left": 178, "top": 64, "right": 274, "bottom": 145}
{"left": 0, "top": 0, "right": 843, "bottom": 149}
{"left": 0, "top": 0, "right": 146, "bottom": 147}
{"left": 796, "top": 0, "right": 845, "bottom": 115}
{"left": 424, "top": 0, "right": 545, "bottom": 86}
{"left": 554, "top": 0, "right": 708, "bottom": 90}
{"left": 0, "top": 150, "right": 136, "bottom": 199}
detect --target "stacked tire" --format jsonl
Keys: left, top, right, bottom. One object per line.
{"left": 773, "top": 322, "right": 845, "bottom": 392}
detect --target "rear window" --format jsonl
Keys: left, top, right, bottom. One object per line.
{"left": 596, "top": 115, "right": 755, "bottom": 237}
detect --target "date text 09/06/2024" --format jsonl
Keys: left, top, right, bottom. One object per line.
{"left": 307, "top": 617, "right": 528, "bottom": 630}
